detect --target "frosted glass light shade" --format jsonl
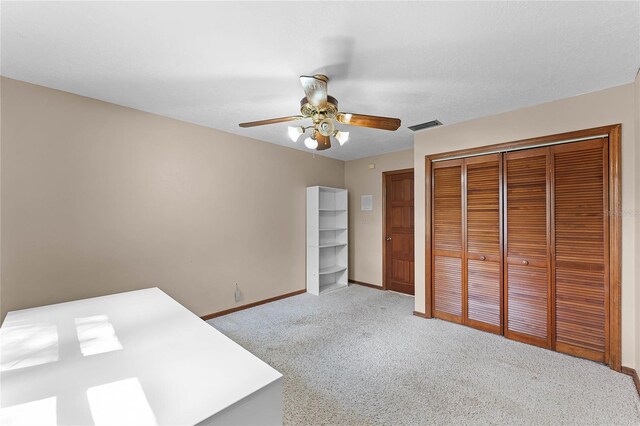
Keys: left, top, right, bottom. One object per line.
{"left": 304, "top": 137, "right": 318, "bottom": 149}
{"left": 318, "top": 118, "right": 335, "bottom": 137}
{"left": 287, "top": 126, "right": 304, "bottom": 142}
{"left": 335, "top": 131, "right": 349, "bottom": 146}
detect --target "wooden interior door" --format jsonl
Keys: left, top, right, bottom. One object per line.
{"left": 465, "top": 154, "right": 502, "bottom": 334}
{"left": 384, "top": 170, "right": 415, "bottom": 295}
{"left": 551, "top": 138, "right": 608, "bottom": 362}
{"left": 504, "top": 147, "right": 551, "bottom": 348}
{"left": 432, "top": 160, "right": 463, "bottom": 323}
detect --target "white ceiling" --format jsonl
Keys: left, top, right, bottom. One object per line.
{"left": 2, "top": 1, "right": 639, "bottom": 161}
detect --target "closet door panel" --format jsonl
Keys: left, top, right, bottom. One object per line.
{"left": 465, "top": 155, "right": 502, "bottom": 333}
{"left": 552, "top": 139, "right": 608, "bottom": 362}
{"left": 504, "top": 149, "right": 551, "bottom": 347}
{"left": 505, "top": 154, "right": 548, "bottom": 261}
{"left": 432, "top": 161, "right": 463, "bottom": 322}
{"left": 433, "top": 166, "right": 462, "bottom": 252}
{"left": 434, "top": 257, "right": 462, "bottom": 318}
{"left": 467, "top": 259, "right": 501, "bottom": 329}
{"left": 466, "top": 157, "right": 501, "bottom": 255}
{"left": 506, "top": 263, "right": 548, "bottom": 339}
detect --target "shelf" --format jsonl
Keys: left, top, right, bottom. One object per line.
{"left": 319, "top": 282, "right": 348, "bottom": 294}
{"left": 307, "top": 186, "right": 348, "bottom": 296}
{"left": 319, "top": 265, "right": 347, "bottom": 275}
{"left": 319, "top": 187, "right": 344, "bottom": 193}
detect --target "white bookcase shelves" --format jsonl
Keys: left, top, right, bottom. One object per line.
{"left": 306, "top": 186, "right": 348, "bottom": 295}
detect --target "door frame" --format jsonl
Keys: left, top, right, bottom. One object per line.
{"left": 424, "top": 124, "right": 622, "bottom": 371}
{"left": 382, "top": 168, "right": 414, "bottom": 291}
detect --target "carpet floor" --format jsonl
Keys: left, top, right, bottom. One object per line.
{"left": 208, "top": 285, "right": 640, "bottom": 425}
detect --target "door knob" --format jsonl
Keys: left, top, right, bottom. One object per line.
{"left": 386, "top": 237, "right": 392, "bottom": 241}
{"left": 522, "top": 260, "right": 529, "bottom": 266}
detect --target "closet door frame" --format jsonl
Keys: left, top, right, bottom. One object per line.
{"left": 424, "top": 124, "right": 622, "bottom": 371}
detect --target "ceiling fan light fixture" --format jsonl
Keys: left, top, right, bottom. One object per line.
{"left": 317, "top": 118, "right": 335, "bottom": 137}
{"left": 334, "top": 131, "right": 349, "bottom": 146}
{"left": 287, "top": 126, "right": 304, "bottom": 142}
{"left": 304, "top": 136, "right": 318, "bottom": 150}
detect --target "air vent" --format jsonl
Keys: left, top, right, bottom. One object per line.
{"left": 408, "top": 120, "right": 442, "bottom": 132}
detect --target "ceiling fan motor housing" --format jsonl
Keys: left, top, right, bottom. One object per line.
{"left": 300, "top": 95, "right": 339, "bottom": 118}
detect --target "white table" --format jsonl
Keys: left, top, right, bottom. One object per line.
{"left": 0, "top": 288, "right": 283, "bottom": 425}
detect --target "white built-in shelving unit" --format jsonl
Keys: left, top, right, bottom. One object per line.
{"left": 306, "top": 186, "right": 348, "bottom": 295}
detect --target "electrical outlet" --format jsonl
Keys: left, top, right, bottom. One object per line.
{"left": 235, "top": 284, "right": 241, "bottom": 302}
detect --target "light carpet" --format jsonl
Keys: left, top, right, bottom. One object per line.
{"left": 208, "top": 285, "right": 640, "bottom": 425}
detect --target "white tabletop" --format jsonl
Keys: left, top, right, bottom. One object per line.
{"left": 0, "top": 288, "right": 282, "bottom": 425}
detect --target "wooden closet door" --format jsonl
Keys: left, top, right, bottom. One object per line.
{"left": 552, "top": 138, "right": 608, "bottom": 362}
{"left": 504, "top": 147, "right": 551, "bottom": 348}
{"left": 465, "top": 154, "right": 502, "bottom": 334}
{"left": 432, "top": 160, "right": 463, "bottom": 323}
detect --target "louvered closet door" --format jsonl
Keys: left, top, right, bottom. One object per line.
{"left": 552, "top": 138, "right": 608, "bottom": 362}
{"left": 504, "top": 147, "right": 551, "bottom": 348}
{"left": 465, "top": 154, "right": 502, "bottom": 334}
{"left": 432, "top": 160, "right": 463, "bottom": 323}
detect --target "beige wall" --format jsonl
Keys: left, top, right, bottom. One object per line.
{"left": 413, "top": 83, "right": 638, "bottom": 369}
{"left": 635, "top": 69, "right": 640, "bottom": 372}
{"left": 0, "top": 77, "right": 345, "bottom": 320}
{"left": 344, "top": 150, "right": 413, "bottom": 286}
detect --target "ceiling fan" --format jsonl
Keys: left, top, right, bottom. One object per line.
{"left": 239, "top": 75, "right": 401, "bottom": 151}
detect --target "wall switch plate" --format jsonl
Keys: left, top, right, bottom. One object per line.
{"left": 368, "top": 163, "right": 375, "bottom": 169}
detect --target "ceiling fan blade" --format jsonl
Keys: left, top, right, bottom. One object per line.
{"left": 239, "top": 115, "right": 304, "bottom": 128}
{"left": 336, "top": 112, "right": 401, "bottom": 131}
{"left": 300, "top": 75, "right": 328, "bottom": 108}
{"left": 316, "top": 133, "right": 331, "bottom": 151}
